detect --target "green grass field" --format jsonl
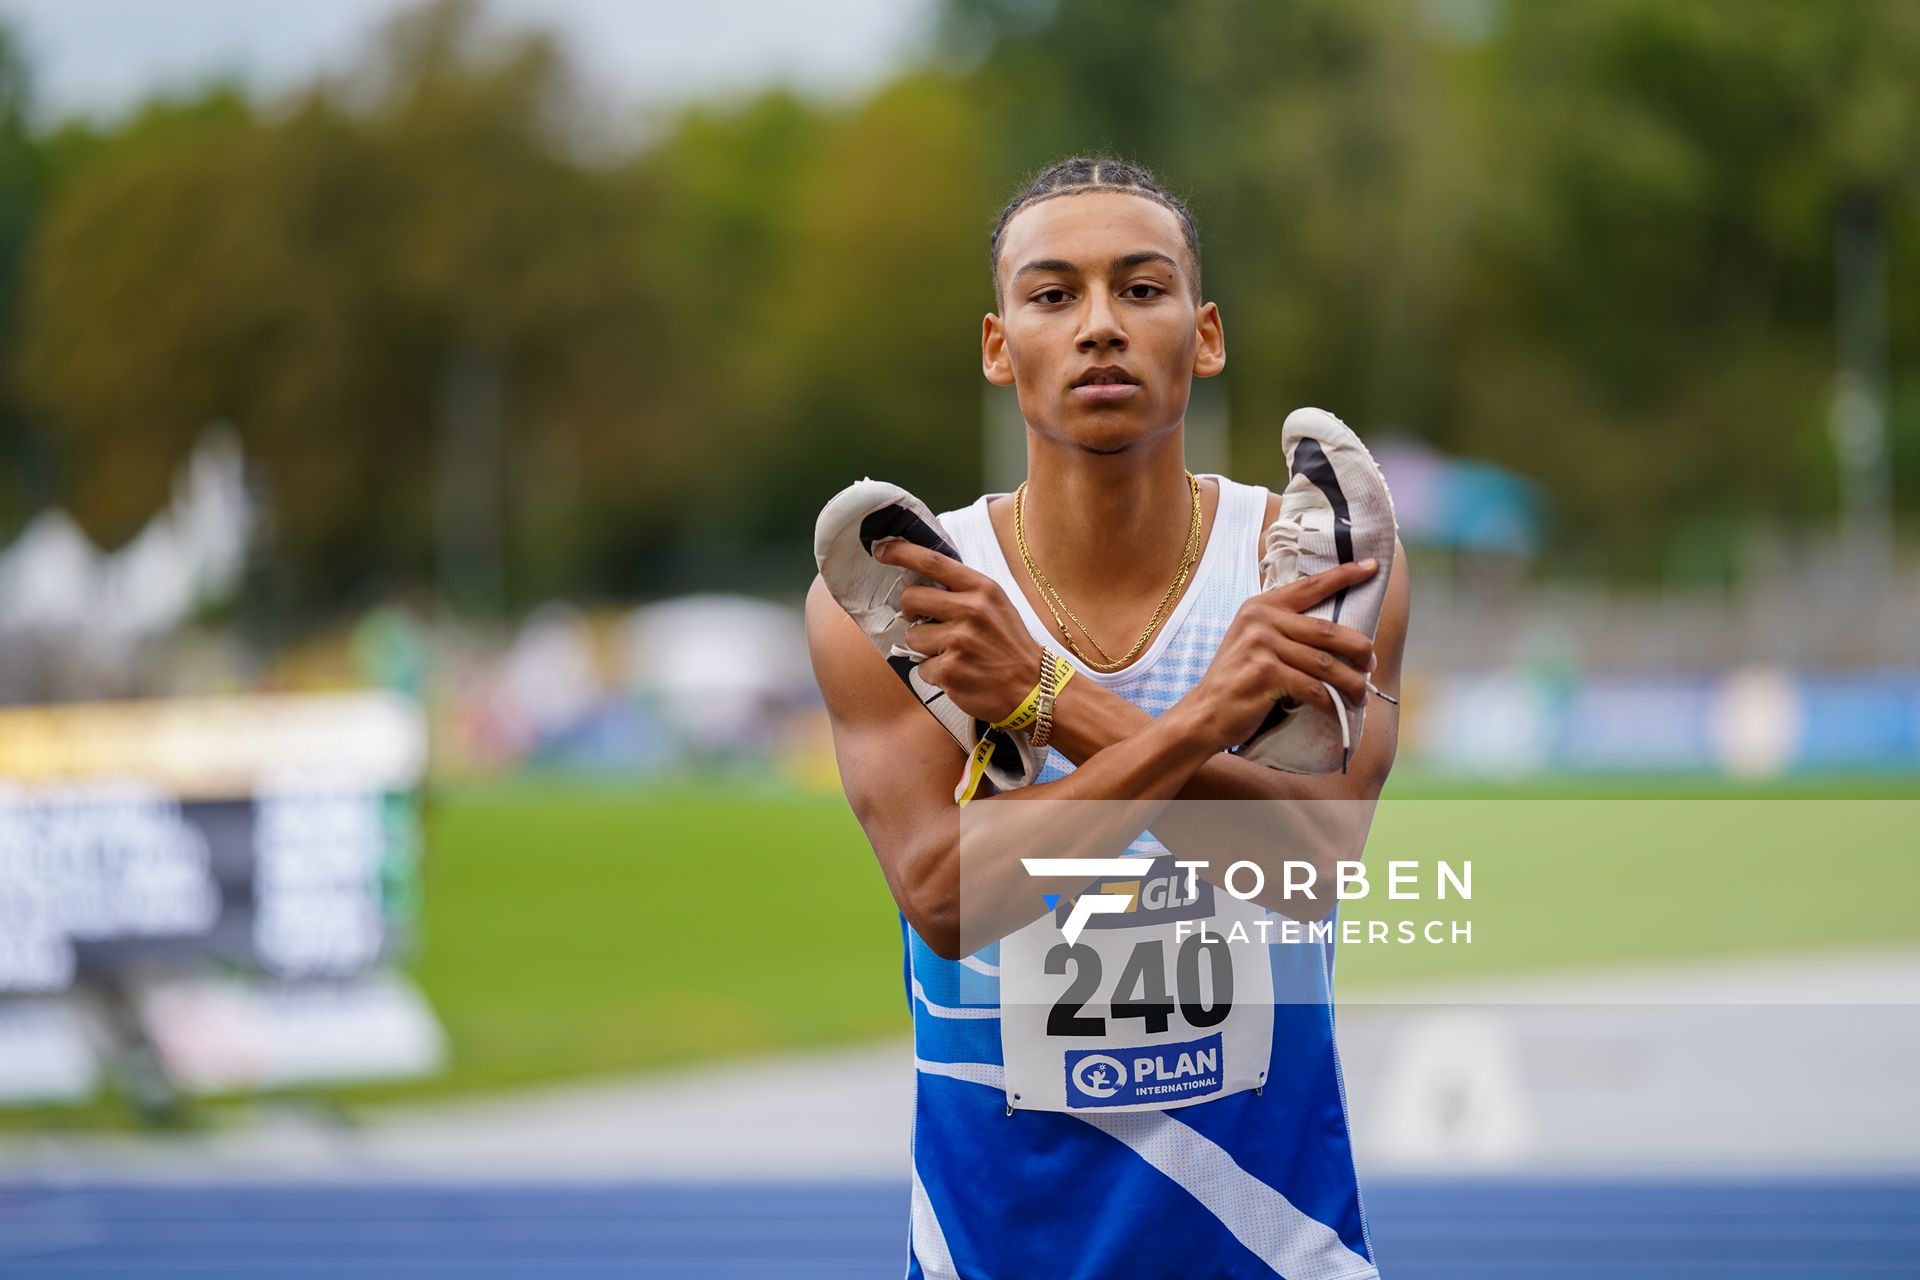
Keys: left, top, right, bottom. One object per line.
{"left": 396, "top": 776, "right": 910, "bottom": 1098}
{"left": 5, "top": 772, "right": 1914, "bottom": 1126}
{"left": 376, "top": 773, "right": 1915, "bottom": 1103}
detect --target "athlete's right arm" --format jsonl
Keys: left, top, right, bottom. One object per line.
{"left": 806, "top": 573, "right": 978, "bottom": 955}
{"left": 807, "top": 573, "right": 1228, "bottom": 960}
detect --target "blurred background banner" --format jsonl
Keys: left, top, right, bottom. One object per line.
{"left": 0, "top": 0, "right": 1914, "bottom": 1276}
{"left": 0, "top": 690, "right": 434, "bottom": 1109}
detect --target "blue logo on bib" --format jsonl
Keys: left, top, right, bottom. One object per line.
{"left": 1065, "top": 1033, "right": 1224, "bottom": 1108}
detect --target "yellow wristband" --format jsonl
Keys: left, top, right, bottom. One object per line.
{"left": 955, "top": 650, "right": 1075, "bottom": 808}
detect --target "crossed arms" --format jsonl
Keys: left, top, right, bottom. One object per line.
{"left": 807, "top": 524, "right": 1411, "bottom": 960}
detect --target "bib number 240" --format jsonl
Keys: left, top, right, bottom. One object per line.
{"left": 1046, "top": 934, "right": 1233, "bottom": 1037}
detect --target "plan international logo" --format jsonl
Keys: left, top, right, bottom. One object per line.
{"left": 1064, "top": 1034, "right": 1225, "bottom": 1107}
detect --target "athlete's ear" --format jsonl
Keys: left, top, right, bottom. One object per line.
{"left": 1192, "top": 300, "right": 1225, "bottom": 379}
{"left": 982, "top": 312, "right": 1015, "bottom": 387}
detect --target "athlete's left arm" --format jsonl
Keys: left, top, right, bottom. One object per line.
{"left": 1191, "top": 533, "right": 1408, "bottom": 800}
{"left": 1039, "top": 536, "right": 1411, "bottom": 919}
{"left": 1044, "top": 536, "right": 1408, "bottom": 795}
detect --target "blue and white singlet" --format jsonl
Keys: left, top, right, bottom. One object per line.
{"left": 902, "top": 473, "right": 1379, "bottom": 1280}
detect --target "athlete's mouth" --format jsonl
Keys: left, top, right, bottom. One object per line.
{"left": 1071, "top": 365, "right": 1141, "bottom": 403}
{"left": 1072, "top": 365, "right": 1140, "bottom": 388}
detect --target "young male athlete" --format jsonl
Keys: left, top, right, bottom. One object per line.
{"left": 807, "top": 156, "right": 1410, "bottom": 1280}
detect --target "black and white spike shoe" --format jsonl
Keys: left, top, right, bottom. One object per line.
{"left": 814, "top": 478, "right": 1042, "bottom": 800}
{"left": 1236, "top": 408, "right": 1399, "bottom": 774}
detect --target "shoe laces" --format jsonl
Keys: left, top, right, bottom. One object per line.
{"left": 1258, "top": 512, "right": 1396, "bottom": 772}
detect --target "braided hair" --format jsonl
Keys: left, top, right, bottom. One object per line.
{"left": 989, "top": 155, "right": 1203, "bottom": 306}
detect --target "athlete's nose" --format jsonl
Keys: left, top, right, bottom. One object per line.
{"left": 1075, "top": 291, "right": 1127, "bottom": 353}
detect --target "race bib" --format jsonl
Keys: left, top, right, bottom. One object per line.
{"left": 1000, "top": 853, "right": 1275, "bottom": 1113}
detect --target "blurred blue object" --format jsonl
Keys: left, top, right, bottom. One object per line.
{"left": 1795, "top": 671, "right": 1920, "bottom": 771}
{"left": 1417, "top": 667, "right": 1920, "bottom": 776}
{"left": 527, "top": 697, "right": 680, "bottom": 776}
{"left": 1557, "top": 676, "right": 1721, "bottom": 772}
{"left": 1374, "top": 436, "right": 1543, "bottom": 555}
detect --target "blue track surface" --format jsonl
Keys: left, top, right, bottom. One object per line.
{"left": 1, "top": 1179, "right": 1916, "bottom": 1277}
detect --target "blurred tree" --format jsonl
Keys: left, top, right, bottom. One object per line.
{"left": 0, "top": 25, "right": 49, "bottom": 538}
{"left": 743, "top": 73, "right": 994, "bottom": 543}
{"left": 1452, "top": 0, "right": 1920, "bottom": 573}
{"left": 942, "top": 0, "right": 1920, "bottom": 576}
{"left": 597, "top": 89, "right": 831, "bottom": 594}
{"left": 16, "top": 0, "right": 657, "bottom": 613}
{"left": 13, "top": 88, "right": 264, "bottom": 550}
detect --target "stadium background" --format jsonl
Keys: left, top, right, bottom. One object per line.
{"left": 0, "top": 1, "right": 1915, "bottom": 1275}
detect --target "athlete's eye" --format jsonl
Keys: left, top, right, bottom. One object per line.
{"left": 1033, "top": 288, "right": 1072, "bottom": 306}
{"left": 1122, "top": 283, "right": 1165, "bottom": 300}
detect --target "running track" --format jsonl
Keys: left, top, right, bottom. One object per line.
{"left": 1, "top": 1180, "right": 1916, "bottom": 1277}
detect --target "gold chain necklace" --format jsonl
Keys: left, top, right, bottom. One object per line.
{"left": 1014, "top": 471, "right": 1203, "bottom": 673}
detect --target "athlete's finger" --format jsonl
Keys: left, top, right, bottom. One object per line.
{"left": 874, "top": 538, "right": 977, "bottom": 588}
{"left": 902, "top": 619, "right": 957, "bottom": 654}
{"left": 1266, "top": 558, "right": 1377, "bottom": 611}
{"left": 1269, "top": 666, "right": 1340, "bottom": 719}
{"left": 1268, "top": 635, "right": 1368, "bottom": 705}
{"left": 900, "top": 583, "right": 967, "bottom": 622}
{"left": 1272, "top": 613, "right": 1374, "bottom": 672}
{"left": 1259, "top": 660, "right": 1336, "bottom": 721}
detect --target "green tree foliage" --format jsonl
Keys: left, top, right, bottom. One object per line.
{"left": 16, "top": 0, "right": 663, "bottom": 610}
{"left": 0, "top": 28, "right": 49, "bottom": 534}
{"left": 948, "top": 0, "right": 1920, "bottom": 576}
{"left": 1457, "top": 0, "right": 1920, "bottom": 570}
{"left": 741, "top": 75, "right": 993, "bottom": 545}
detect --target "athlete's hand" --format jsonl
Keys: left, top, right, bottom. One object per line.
{"left": 875, "top": 540, "right": 1043, "bottom": 726}
{"left": 1184, "top": 560, "right": 1379, "bottom": 752}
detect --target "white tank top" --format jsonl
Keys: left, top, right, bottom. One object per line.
{"left": 936, "top": 472, "right": 1273, "bottom": 760}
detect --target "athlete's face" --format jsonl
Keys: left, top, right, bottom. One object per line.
{"left": 983, "top": 191, "right": 1224, "bottom": 455}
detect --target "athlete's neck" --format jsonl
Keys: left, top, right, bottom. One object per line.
{"left": 1005, "top": 427, "right": 1213, "bottom": 611}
